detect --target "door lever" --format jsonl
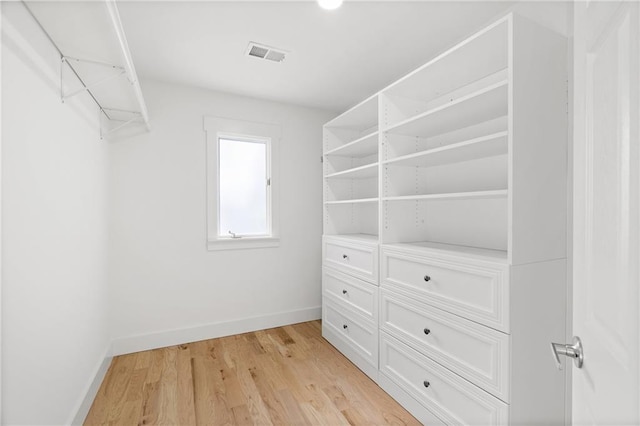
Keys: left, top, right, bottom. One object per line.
{"left": 550, "top": 336, "right": 584, "bottom": 370}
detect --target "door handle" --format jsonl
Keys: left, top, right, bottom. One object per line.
{"left": 550, "top": 336, "right": 584, "bottom": 369}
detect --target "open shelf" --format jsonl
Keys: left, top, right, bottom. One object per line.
{"left": 383, "top": 80, "right": 508, "bottom": 138}
{"left": 383, "top": 241, "right": 508, "bottom": 263}
{"left": 24, "top": 1, "right": 150, "bottom": 137}
{"left": 383, "top": 189, "right": 507, "bottom": 202}
{"left": 324, "top": 95, "right": 378, "bottom": 153}
{"left": 381, "top": 19, "right": 508, "bottom": 109}
{"left": 325, "top": 163, "right": 378, "bottom": 180}
{"left": 383, "top": 131, "right": 508, "bottom": 167}
{"left": 325, "top": 131, "right": 379, "bottom": 157}
{"left": 325, "top": 198, "right": 379, "bottom": 205}
{"left": 325, "top": 95, "right": 378, "bottom": 131}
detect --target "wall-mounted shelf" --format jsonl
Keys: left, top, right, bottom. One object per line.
{"left": 383, "top": 131, "right": 508, "bottom": 167}
{"left": 24, "top": 0, "right": 150, "bottom": 139}
{"left": 325, "top": 198, "right": 378, "bottom": 205}
{"left": 325, "top": 163, "right": 379, "bottom": 180}
{"left": 382, "top": 189, "right": 508, "bottom": 202}
{"left": 383, "top": 80, "right": 508, "bottom": 138}
{"left": 324, "top": 131, "right": 379, "bottom": 157}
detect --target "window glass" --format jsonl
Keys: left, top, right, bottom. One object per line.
{"left": 218, "top": 137, "right": 268, "bottom": 236}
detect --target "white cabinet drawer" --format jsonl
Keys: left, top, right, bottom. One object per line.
{"left": 323, "top": 268, "right": 378, "bottom": 322}
{"left": 380, "top": 332, "right": 509, "bottom": 426}
{"left": 323, "top": 237, "right": 378, "bottom": 284}
{"left": 380, "top": 289, "right": 510, "bottom": 401}
{"left": 323, "top": 299, "right": 377, "bottom": 368}
{"left": 381, "top": 247, "right": 509, "bottom": 332}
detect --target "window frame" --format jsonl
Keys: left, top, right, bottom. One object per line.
{"left": 205, "top": 116, "right": 280, "bottom": 251}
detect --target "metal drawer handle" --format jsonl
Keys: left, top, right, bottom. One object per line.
{"left": 423, "top": 328, "right": 431, "bottom": 335}
{"left": 423, "top": 380, "right": 430, "bottom": 388}
{"left": 343, "top": 324, "right": 348, "bottom": 329}
{"left": 424, "top": 275, "right": 431, "bottom": 282}
{"left": 342, "top": 289, "right": 348, "bottom": 295}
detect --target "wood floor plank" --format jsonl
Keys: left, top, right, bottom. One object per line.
{"left": 125, "top": 368, "right": 148, "bottom": 402}
{"left": 134, "top": 349, "right": 152, "bottom": 370}
{"left": 157, "top": 347, "right": 179, "bottom": 425}
{"left": 191, "top": 357, "right": 216, "bottom": 424}
{"left": 220, "top": 366, "right": 246, "bottom": 409}
{"left": 84, "top": 320, "right": 419, "bottom": 425}
{"left": 277, "top": 388, "right": 312, "bottom": 425}
{"left": 230, "top": 404, "right": 253, "bottom": 425}
{"left": 103, "top": 354, "right": 138, "bottom": 424}
{"left": 176, "top": 344, "right": 196, "bottom": 425}
{"left": 145, "top": 348, "right": 165, "bottom": 385}
{"left": 236, "top": 366, "right": 274, "bottom": 425}
{"left": 139, "top": 381, "right": 161, "bottom": 425}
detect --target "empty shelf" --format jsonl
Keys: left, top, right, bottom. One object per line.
{"left": 324, "top": 131, "right": 379, "bottom": 158}
{"left": 384, "top": 80, "right": 508, "bottom": 138}
{"left": 325, "top": 198, "right": 379, "bottom": 205}
{"left": 325, "top": 163, "right": 378, "bottom": 179}
{"left": 383, "top": 189, "right": 507, "bottom": 202}
{"left": 384, "top": 131, "right": 508, "bottom": 168}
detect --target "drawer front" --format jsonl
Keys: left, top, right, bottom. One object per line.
{"left": 323, "top": 268, "right": 378, "bottom": 322}
{"left": 323, "top": 238, "right": 378, "bottom": 284}
{"left": 380, "top": 332, "right": 509, "bottom": 426}
{"left": 380, "top": 289, "right": 510, "bottom": 401}
{"left": 381, "top": 248, "right": 509, "bottom": 332}
{"left": 323, "top": 299, "right": 377, "bottom": 367}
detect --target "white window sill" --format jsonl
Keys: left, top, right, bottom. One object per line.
{"left": 207, "top": 237, "right": 280, "bottom": 251}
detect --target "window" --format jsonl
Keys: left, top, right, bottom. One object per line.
{"left": 205, "top": 116, "right": 280, "bottom": 250}
{"left": 218, "top": 136, "right": 269, "bottom": 237}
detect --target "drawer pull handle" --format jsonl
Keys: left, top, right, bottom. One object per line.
{"left": 424, "top": 275, "right": 431, "bottom": 282}
{"left": 423, "top": 328, "right": 431, "bottom": 335}
{"left": 343, "top": 324, "right": 348, "bottom": 329}
{"left": 342, "top": 254, "right": 349, "bottom": 259}
{"left": 423, "top": 380, "right": 430, "bottom": 388}
{"left": 342, "top": 289, "right": 348, "bottom": 295}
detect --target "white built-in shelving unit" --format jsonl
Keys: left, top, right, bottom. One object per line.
{"left": 323, "top": 95, "right": 380, "bottom": 240}
{"left": 322, "top": 13, "right": 568, "bottom": 425}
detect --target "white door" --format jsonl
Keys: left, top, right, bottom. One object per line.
{"left": 572, "top": 1, "right": 639, "bottom": 425}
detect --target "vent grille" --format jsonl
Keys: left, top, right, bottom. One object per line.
{"left": 246, "top": 42, "right": 287, "bottom": 63}
{"left": 249, "top": 45, "right": 269, "bottom": 59}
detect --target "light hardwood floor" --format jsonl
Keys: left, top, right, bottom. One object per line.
{"left": 85, "top": 320, "right": 420, "bottom": 425}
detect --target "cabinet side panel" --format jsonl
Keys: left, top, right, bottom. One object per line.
{"left": 509, "top": 260, "right": 566, "bottom": 425}
{"left": 510, "top": 15, "right": 568, "bottom": 265}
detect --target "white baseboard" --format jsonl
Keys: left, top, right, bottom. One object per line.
{"left": 110, "top": 306, "right": 322, "bottom": 356}
{"left": 69, "top": 347, "right": 113, "bottom": 425}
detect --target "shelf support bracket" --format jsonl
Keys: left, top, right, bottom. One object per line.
{"left": 61, "top": 56, "right": 126, "bottom": 102}
{"left": 99, "top": 110, "right": 144, "bottom": 140}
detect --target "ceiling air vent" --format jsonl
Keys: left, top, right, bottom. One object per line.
{"left": 246, "top": 42, "right": 287, "bottom": 63}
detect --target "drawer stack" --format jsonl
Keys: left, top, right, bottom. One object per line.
{"left": 322, "top": 235, "right": 379, "bottom": 380}
{"left": 378, "top": 244, "right": 510, "bottom": 424}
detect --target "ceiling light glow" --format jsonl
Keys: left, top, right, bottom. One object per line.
{"left": 317, "top": 0, "right": 343, "bottom": 10}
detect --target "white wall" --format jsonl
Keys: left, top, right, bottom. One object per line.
{"left": 1, "top": 3, "right": 111, "bottom": 424}
{"left": 109, "top": 79, "right": 334, "bottom": 354}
